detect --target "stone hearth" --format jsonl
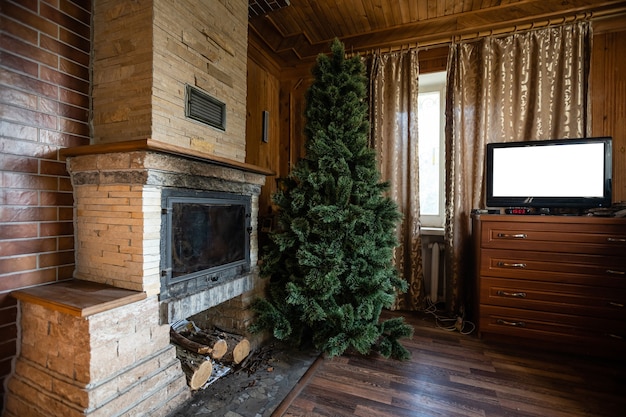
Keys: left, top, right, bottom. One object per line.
{"left": 4, "top": 140, "right": 271, "bottom": 417}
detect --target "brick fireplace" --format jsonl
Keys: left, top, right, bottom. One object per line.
{"left": 4, "top": 0, "right": 270, "bottom": 415}
{"left": 61, "top": 141, "right": 271, "bottom": 323}
{"left": 5, "top": 141, "right": 271, "bottom": 417}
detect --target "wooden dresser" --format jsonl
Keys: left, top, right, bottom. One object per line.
{"left": 473, "top": 214, "right": 626, "bottom": 356}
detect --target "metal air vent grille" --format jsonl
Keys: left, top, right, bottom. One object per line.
{"left": 185, "top": 85, "right": 226, "bottom": 131}
{"left": 249, "top": 0, "right": 290, "bottom": 17}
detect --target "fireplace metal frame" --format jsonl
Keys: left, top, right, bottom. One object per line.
{"left": 160, "top": 188, "right": 252, "bottom": 300}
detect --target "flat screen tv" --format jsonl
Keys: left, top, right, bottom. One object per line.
{"left": 486, "top": 137, "right": 612, "bottom": 210}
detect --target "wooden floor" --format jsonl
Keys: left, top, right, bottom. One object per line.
{"left": 276, "top": 310, "right": 626, "bottom": 417}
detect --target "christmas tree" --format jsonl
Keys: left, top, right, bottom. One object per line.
{"left": 251, "top": 39, "right": 413, "bottom": 360}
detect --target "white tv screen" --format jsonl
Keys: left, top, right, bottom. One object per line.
{"left": 486, "top": 138, "right": 612, "bottom": 208}
{"left": 492, "top": 142, "right": 605, "bottom": 197}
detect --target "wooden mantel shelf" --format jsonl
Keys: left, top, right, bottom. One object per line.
{"left": 60, "top": 138, "right": 275, "bottom": 177}
{"left": 12, "top": 279, "right": 147, "bottom": 317}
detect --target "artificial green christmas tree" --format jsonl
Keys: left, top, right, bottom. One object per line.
{"left": 252, "top": 39, "right": 413, "bottom": 360}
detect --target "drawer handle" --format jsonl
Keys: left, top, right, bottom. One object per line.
{"left": 606, "top": 334, "right": 624, "bottom": 340}
{"left": 608, "top": 301, "right": 624, "bottom": 308}
{"left": 496, "top": 290, "right": 527, "bottom": 298}
{"left": 497, "top": 261, "right": 527, "bottom": 269}
{"left": 496, "top": 319, "right": 526, "bottom": 327}
{"left": 607, "top": 237, "right": 626, "bottom": 243}
{"left": 606, "top": 269, "right": 625, "bottom": 275}
{"left": 497, "top": 233, "right": 527, "bottom": 239}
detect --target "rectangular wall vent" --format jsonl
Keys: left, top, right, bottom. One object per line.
{"left": 185, "top": 85, "right": 226, "bottom": 131}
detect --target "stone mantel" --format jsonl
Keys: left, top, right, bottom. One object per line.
{"left": 60, "top": 138, "right": 275, "bottom": 177}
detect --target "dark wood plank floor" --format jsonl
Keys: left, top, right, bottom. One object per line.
{"left": 277, "top": 310, "right": 626, "bottom": 417}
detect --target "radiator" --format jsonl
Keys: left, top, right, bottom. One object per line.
{"left": 426, "top": 242, "right": 445, "bottom": 303}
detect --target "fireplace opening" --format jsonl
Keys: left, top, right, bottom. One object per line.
{"left": 160, "top": 188, "right": 252, "bottom": 301}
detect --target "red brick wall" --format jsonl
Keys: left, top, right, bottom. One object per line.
{"left": 0, "top": 0, "right": 92, "bottom": 410}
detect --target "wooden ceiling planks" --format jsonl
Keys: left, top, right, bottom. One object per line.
{"left": 407, "top": 1, "right": 420, "bottom": 22}
{"left": 362, "top": 0, "right": 385, "bottom": 31}
{"left": 346, "top": 0, "right": 371, "bottom": 35}
{"left": 397, "top": 1, "right": 413, "bottom": 23}
{"left": 306, "top": 1, "right": 335, "bottom": 41}
{"left": 249, "top": 0, "right": 626, "bottom": 66}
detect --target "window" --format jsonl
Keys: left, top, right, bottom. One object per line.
{"left": 418, "top": 71, "right": 446, "bottom": 228}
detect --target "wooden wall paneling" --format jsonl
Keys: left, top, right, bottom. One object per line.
{"left": 276, "top": 72, "right": 312, "bottom": 183}
{"left": 591, "top": 15, "right": 626, "bottom": 203}
{"left": 246, "top": 55, "right": 280, "bottom": 218}
{"left": 418, "top": 45, "right": 449, "bottom": 74}
{"left": 289, "top": 78, "right": 310, "bottom": 170}
{"left": 279, "top": 79, "right": 294, "bottom": 180}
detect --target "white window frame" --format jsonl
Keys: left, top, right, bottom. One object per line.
{"left": 418, "top": 71, "right": 446, "bottom": 229}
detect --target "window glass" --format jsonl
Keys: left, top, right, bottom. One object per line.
{"left": 418, "top": 71, "right": 446, "bottom": 228}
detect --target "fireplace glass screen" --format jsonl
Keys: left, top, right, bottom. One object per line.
{"left": 171, "top": 202, "right": 246, "bottom": 277}
{"left": 161, "top": 190, "right": 251, "bottom": 298}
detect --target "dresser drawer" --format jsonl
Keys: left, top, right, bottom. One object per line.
{"left": 479, "top": 305, "right": 626, "bottom": 344}
{"left": 480, "top": 221, "right": 626, "bottom": 255}
{"left": 479, "top": 249, "right": 626, "bottom": 286}
{"left": 480, "top": 277, "right": 626, "bottom": 319}
{"left": 473, "top": 215, "right": 626, "bottom": 356}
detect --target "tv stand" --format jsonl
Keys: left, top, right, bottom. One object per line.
{"left": 473, "top": 214, "right": 626, "bottom": 357}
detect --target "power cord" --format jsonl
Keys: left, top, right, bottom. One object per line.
{"left": 421, "top": 297, "right": 476, "bottom": 335}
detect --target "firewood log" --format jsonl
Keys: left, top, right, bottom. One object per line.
{"left": 175, "top": 347, "right": 213, "bottom": 390}
{"left": 170, "top": 327, "right": 213, "bottom": 355}
{"left": 232, "top": 337, "right": 251, "bottom": 364}
{"left": 187, "top": 331, "right": 229, "bottom": 360}
{"left": 218, "top": 333, "right": 251, "bottom": 365}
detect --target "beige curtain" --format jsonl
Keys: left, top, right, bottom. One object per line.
{"left": 444, "top": 22, "right": 592, "bottom": 316}
{"left": 369, "top": 49, "right": 425, "bottom": 311}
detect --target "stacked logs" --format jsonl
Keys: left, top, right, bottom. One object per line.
{"left": 170, "top": 326, "right": 251, "bottom": 390}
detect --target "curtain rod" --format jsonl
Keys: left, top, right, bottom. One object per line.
{"left": 348, "top": 8, "right": 623, "bottom": 58}
{"left": 453, "top": 12, "right": 591, "bottom": 43}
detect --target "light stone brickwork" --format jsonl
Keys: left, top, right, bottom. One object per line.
{"left": 163, "top": 271, "right": 256, "bottom": 324}
{"left": 73, "top": 184, "right": 162, "bottom": 295}
{"left": 190, "top": 270, "right": 269, "bottom": 336}
{"left": 93, "top": 0, "right": 248, "bottom": 162}
{"left": 5, "top": 297, "right": 190, "bottom": 417}
{"left": 91, "top": 0, "right": 153, "bottom": 143}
